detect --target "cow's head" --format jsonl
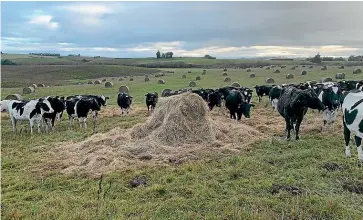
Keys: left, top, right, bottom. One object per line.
{"left": 294, "top": 88, "right": 324, "bottom": 111}
{"left": 146, "top": 93, "right": 158, "bottom": 103}
{"left": 38, "top": 97, "right": 54, "bottom": 113}
{"left": 322, "top": 86, "right": 342, "bottom": 110}
{"left": 97, "top": 95, "right": 109, "bottom": 106}
{"left": 241, "top": 102, "right": 255, "bottom": 118}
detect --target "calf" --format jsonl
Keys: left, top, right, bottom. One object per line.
{"left": 225, "top": 90, "right": 255, "bottom": 120}
{"left": 145, "top": 92, "right": 158, "bottom": 112}
{"left": 66, "top": 97, "right": 101, "bottom": 130}
{"left": 277, "top": 87, "right": 324, "bottom": 140}
{"left": 342, "top": 90, "right": 363, "bottom": 163}
{"left": 117, "top": 93, "right": 132, "bottom": 115}
{"left": 254, "top": 85, "right": 273, "bottom": 102}
{"left": 8, "top": 97, "right": 54, "bottom": 134}
{"left": 318, "top": 85, "right": 343, "bottom": 131}
{"left": 42, "top": 96, "right": 66, "bottom": 132}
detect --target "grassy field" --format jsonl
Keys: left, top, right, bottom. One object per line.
{"left": 1, "top": 64, "right": 363, "bottom": 219}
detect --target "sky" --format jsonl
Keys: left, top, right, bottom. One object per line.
{"left": 1, "top": 1, "right": 363, "bottom": 58}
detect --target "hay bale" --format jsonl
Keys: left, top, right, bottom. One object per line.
{"left": 321, "top": 77, "right": 333, "bottom": 83}
{"left": 30, "top": 84, "right": 37, "bottom": 89}
{"left": 202, "top": 70, "right": 206, "bottom": 75}
{"left": 302, "top": 65, "right": 306, "bottom": 68}
{"left": 130, "top": 78, "right": 134, "bottom": 81}
{"left": 102, "top": 79, "right": 107, "bottom": 82}
{"left": 23, "top": 87, "right": 35, "bottom": 94}
{"left": 94, "top": 80, "right": 102, "bottom": 84}
{"left": 265, "top": 78, "right": 275, "bottom": 83}
{"left": 5, "top": 94, "right": 23, "bottom": 100}
{"left": 249, "top": 73, "right": 256, "bottom": 78}
{"left": 182, "top": 75, "right": 186, "bottom": 78}
{"left": 160, "top": 73, "right": 165, "bottom": 77}
{"left": 338, "top": 66, "right": 344, "bottom": 69}
{"left": 266, "top": 67, "right": 271, "bottom": 70}
{"left": 37, "top": 83, "right": 45, "bottom": 87}
{"left": 155, "top": 74, "right": 160, "bottom": 77}
{"left": 246, "top": 69, "right": 251, "bottom": 72}
{"left": 335, "top": 73, "right": 345, "bottom": 79}
{"left": 189, "top": 81, "right": 197, "bottom": 87}
{"left": 158, "top": 79, "right": 165, "bottom": 84}
{"left": 271, "top": 65, "right": 275, "bottom": 68}
{"left": 144, "top": 77, "right": 150, "bottom": 82}
{"left": 161, "top": 89, "right": 172, "bottom": 97}
{"left": 124, "top": 76, "right": 128, "bottom": 78}
{"left": 291, "top": 66, "right": 296, "bottom": 70}
{"left": 105, "top": 82, "right": 114, "bottom": 88}
{"left": 222, "top": 72, "right": 228, "bottom": 76}
{"left": 274, "top": 69, "right": 280, "bottom": 73}
{"left": 301, "top": 70, "right": 307, "bottom": 75}
{"left": 321, "top": 66, "right": 327, "bottom": 70}
{"left": 231, "top": 82, "right": 241, "bottom": 87}
{"left": 196, "top": 76, "right": 201, "bottom": 81}
{"left": 353, "top": 68, "right": 362, "bottom": 74}
{"left": 309, "top": 65, "right": 314, "bottom": 69}
{"left": 286, "top": 74, "right": 294, "bottom": 79}
{"left": 87, "top": 80, "right": 94, "bottom": 84}
{"left": 224, "top": 77, "right": 231, "bottom": 82}
{"left": 188, "top": 71, "right": 192, "bottom": 73}
{"left": 281, "top": 65, "right": 286, "bottom": 68}
{"left": 119, "top": 78, "right": 123, "bottom": 81}
{"left": 119, "top": 85, "right": 129, "bottom": 93}
{"left": 145, "top": 74, "right": 149, "bottom": 77}
{"left": 223, "top": 68, "right": 227, "bottom": 71}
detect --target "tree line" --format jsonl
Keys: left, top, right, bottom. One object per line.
{"left": 29, "top": 53, "right": 60, "bottom": 57}
{"left": 156, "top": 50, "right": 173, "bottom": 59}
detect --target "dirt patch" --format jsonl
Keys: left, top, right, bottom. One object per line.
{"left": 321, "top": 162, "right": 343, "bottom": 172}
{"left": 271, "top": 184, "right": 303, "bottom": 195}
{"left": 129, "top": 176, "right": 148, "bottom": 188}
{"left": 343, "top": 181, "right": 363, "bottom": 194}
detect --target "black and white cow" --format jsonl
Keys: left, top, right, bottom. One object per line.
{"left": 66, "top": 97, "right": 101, "bottom": 130}
{"left": 66, "top": 94, "right": 109, "bottom": 107}
{"left": 8, "top": 97, "right": 54, "bottom": 134}
{"left": 42, "top": 96, "right": 66, "bottom": 132}
{"left": 342, "top": 90, "right": 363, "bottom": 164}
{"left": 254, "top": 85, "right": 273, "bottom": 102}
{"left": 269, "top": 86, "right": 284, "bottom": 110}
{"left": 277, "top": 87, "right": 325, "bottom": 140}
{"left": 117, "top": 93, "right": 132, "bottom": 116}
{"left": 145, "top": 92, "right": 158, "bottom": 112}
{"left": 318, "top": 84, "right": 343, "bottom": 130}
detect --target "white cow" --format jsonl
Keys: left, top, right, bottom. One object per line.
{"left": 342, "top": 91, "right": 363, "bottom": 163}
{"left": 8, "top": 97, "right": 54, "bottom": 134}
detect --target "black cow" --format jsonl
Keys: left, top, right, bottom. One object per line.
{"left": 146, "top": 92, "right": 158, "bottom": 112}
{"left": 207, "top": 89, "right": 222, "bottom": 111}
{"left": 254, "top": 85, "right": 273, "bottom": 102}
{"left": 225, "top": 90, "right": 255, "bottom": 120}
{"left": 192, "top": 89, "right": 209, "bottom": 102}
{"left": 42, "top": 96, "right": 66, "bottom": 131}
{"left": 66, "top": 97, "right": 101, "bottom": 130}
{"left": 277, "top": 87, "right": 324, "bottom": 140}
{"left": 338, "top": 80, "right": 360, "bottom": 92}
{"left": 117, "top": 93, "right": 132, "bottom": 116}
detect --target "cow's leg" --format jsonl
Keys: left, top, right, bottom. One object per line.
{"left": 79, "top": 117, "right": 83, "bottom": 128}
{"left": 44, "top": 119, "right": 49, "bottom": 133}
{"left": 354, "top": 136, "right": 363, "bottom": 164}
{"left": 51, "top": 117, "right": 55, "bottom": 131}
{"left": 284, "top": 117, "right": 291, "bottom": 140}
{"left": 37, "top": 119, "right": 42, "bottom": 133}
{"left": 343, "top": 122, "right": 351, "bottom": 158}
{"left": 29, "top": 119, "right": 35, "bottom": 134}
{"left": 83, "top": 117, "right": 87, "bottom": 129}
{"left": 258, "top": 96, "right": 261, "bottom": 102}
{"left": 295, "top": 117, "right": 303, "bottom": 140}
{"left": 69, "top": 117, "right": 74, "bottom": 130}
{"left": 10, "top": 117, "right": 17, "bottom": 133}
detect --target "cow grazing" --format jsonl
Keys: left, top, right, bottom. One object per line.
{"left": 318, "top": 85, "right": 343, "bottom": 130}
{"left": 117, "top": 93, "right": 132, "bottom": 115}
{"left": 66, "top": 97, "right": 101, "bottom": 130}
{"left": 277, "top": 87, "right": 324, "bottom": 140}
{"left": 254, "top": 85, "right": 273, "bottom": 102}
{"left": 42, "top": 96, "right": 66, "bottom": 131}
{"left": 145, "top": 92, "right": 158, "bottom": 112}
{"left": 269, "top": 86, "right": 283, "bottom": 110}
{"left": 342, "top": 90, "right": 363, "bottom": 164}
{"left": 225, "top": 90, "right": 255, "bottom": 120}
{"left": 8, "top": 97, "right": 54, "bottom": 134}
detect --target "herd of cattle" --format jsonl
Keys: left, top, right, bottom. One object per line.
{"left": 0, "top": 79, "right": 362, "bottom": 162}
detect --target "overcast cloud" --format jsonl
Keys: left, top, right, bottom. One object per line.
{"left": 1, "top": 1, "right": 363, "bottom": 58}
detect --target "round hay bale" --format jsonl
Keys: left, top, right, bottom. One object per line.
{"left": 144, "top": 77, "right": 150, "bottom": 82}
{"left": 87, "top": 80, "right": 94, "bottom": 84}
{"left": 130, "top": 78, "right": 134, "bottom": 81}
{"left": 231, "top": 82, "right": 241, "bottom": 87}
{"left": 189, "top": 81, "right": 197, "bottom": 87}
{"left": 188, "top": 71, "right": 192, "bottom": 73}
{"left": 335, "top": 73, "right": 345, "bottom": 79}
{"left": 102, "top": 79, "right": 107, "bottom": 82}
{"left": 321, "top": 66, "right": 327, "bottom": 70}
{"left": 119, "top": 85, "right": 129, "bottom": 93}
{"left": 223, "top": 68, "right": 227, "bottom": 71}
{"left": 266, "top": 67, "right": 271, "bottom": 70}
{"left": 271, "top": 65, "right": 275, "bottom": 68}
{"left": 286, "top": 74, "right": 294, "bottom": 79}
{"left": 119, "top": 78, "right": 123, "bottom": 81}
{"left": 265, "top": 78, "right": 275, "bottom": 83}
{"left": 281, "top": 65, "right": 286, "bottom": 69}
{"left": 105, "top": 81, "right": 114, "bottom": 88}
{"left": 249, "top": 73, "right": 256, "bottom": 78}
{"left": 338, "top": 66, "right": 344, "bottom": 69}
{"left": 5, "top": 94, "right": 23, "bottom": 100}
{"left": 246, "top": 69, "right": 251, "bottom": 72}
{"left": 309, "top": 65, "right": 314, "bottom": 69}
{"left": 301, "top": 70, "right": 307, "bottom": 75}
{"left": 202, "top": 70, "right": 206, "bottom": 75}
{"left": 196, "top": 76, "right": 201, "bottom": 81}
{"left": 37, "top": 83, "right": 45, "bottom": 87}
{"left": 30, "top": 84, "right": 37, "bottom": 89}
{"left": 161, "top": 89, "right": 172, "bottom": 97}
{"left": 321, "top": 77, "right": 333, "bottom": 83}
{"left": 302, "top": 65, "right": 306, "bottom": 68}
{"left": 353, "top": 68, "right": 362, "bottom": 74}
{"left": 291, "top": 66, "right": 296, "bottom": 70}
{"left": 222, "top": 72, "right": 228, "bottom": 76}
{"left": 145, "top": 74, "right": 149, "bottom": 77}
{"left": 155, "top": 74, "right": 159, "bottom": 77}
{"left": 160, "top": 73, "right": 165, "bottom": 77}
{"left": 224, "top": 77, "right": 231, "bottom": 82}
{"left": 23, "top": 87, "right": 35, "bottom": 94}
{"left": 182, "top": 75, "right": 186, "bottom": 78}
{"left": 94, "top": 80, "right": 102, "bottom": 84}
{"left": 274, "top": 69, "right": 280, "bottom": 73}
{"left": 158, "top": 79, "right": 165, "bottom": 84}
{"left": 124, "top": 76, "right": 128, "bottom": 78}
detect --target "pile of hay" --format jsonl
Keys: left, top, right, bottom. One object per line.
{"left": 274, "top": 69, "right": 280, "bottom": 73}
{"left": 224, "top": 77, "right": 231, "bottom": 82}
{"left": 249, "top": 73, "right": 256, "bottom": 78}
{"left": 144, "top": 77, "right": 150, "bottom": 82}
{"left": 286, "top": 74, "right": 294, "bottom": 79}
{"left": 105, "top": 82, "right": 114, "bottom": 88}
{"left": 265, "top": 78, "right": 275, "bottom": 83}
{"left": 335, "top": 73, "right": 345, "bottom": 79}
{"left": 231, "top": 82, "right": 241, "bottom": 87}
{"left": 119, "top": 85, "right": 129, "bottom": 93}
{"left": 353, "top": 68, "right": 362, "bottom": 74}
{"left": 158, "top": 79, "right": 165, "bottom": 84}
{"left": 23, "top": 87, "right": 35, "bottom": 94}
{"left": 189, "top": 81, "right": 197, "bottom": 87}
{"left": 182, "top": 75, "right": 187, "bottom": 78}
{"left": 301, "top": 70, "right": 307, "bottom": 75}
{"left": 5, "top": 94, "right": 23, "bottom": 100}
{"left": 94, "top": 80, "right": 101, "bottom": 84}
{"left": 196, "top": 76, "right": 201, "bottom": 80}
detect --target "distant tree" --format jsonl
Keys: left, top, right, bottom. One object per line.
{"left": 1, "top": 59, "right": 16, "bottom": 65}
{"left": 333, "top": 57, "right": 345, "bottom": 61}
{"left": 204, "top": 54, "right": 216, "bottom": 59}
{"left": 162, "top": 53, "right": 166, "bottom": 58}
{"left": 311, "top": 53, "right": 322, "bottom": 63}
{"left": 348, "top": 55, "right": 363, "bottom": 61}
{"left": 156, "top": 50, "right": 161, "bottom": 59}
{"left": 321, "top": 57, "right": 334, "bottom": 61}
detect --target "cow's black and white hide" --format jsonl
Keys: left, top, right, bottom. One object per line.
{"left": 269, "top": 86, "right": 284, "bottom": 111}
{"left": 8, "top": 97, "right": 54, "bottom": 134}
{"left": 277, "top": 87, "right": 324, "bottom": 140}
{"left": 342, "top": 90, "right": 363, "bottom": 164}
{"left": 117, "top": 93, "right": 132, "bottom": 116}
{"left": 254, "top": 85, "right": 273, "bottom": 102}
{"left": 145, "top": 92, "right": 158, "bottom": 112}
{"left": 66, "top": 97, "right": 101, "bottom": 130}
{"left": 318, "top": 85, "right": 343, "bottom": 131}
{"left": 42, "top": 96, "right": 66, "bottom": 132}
